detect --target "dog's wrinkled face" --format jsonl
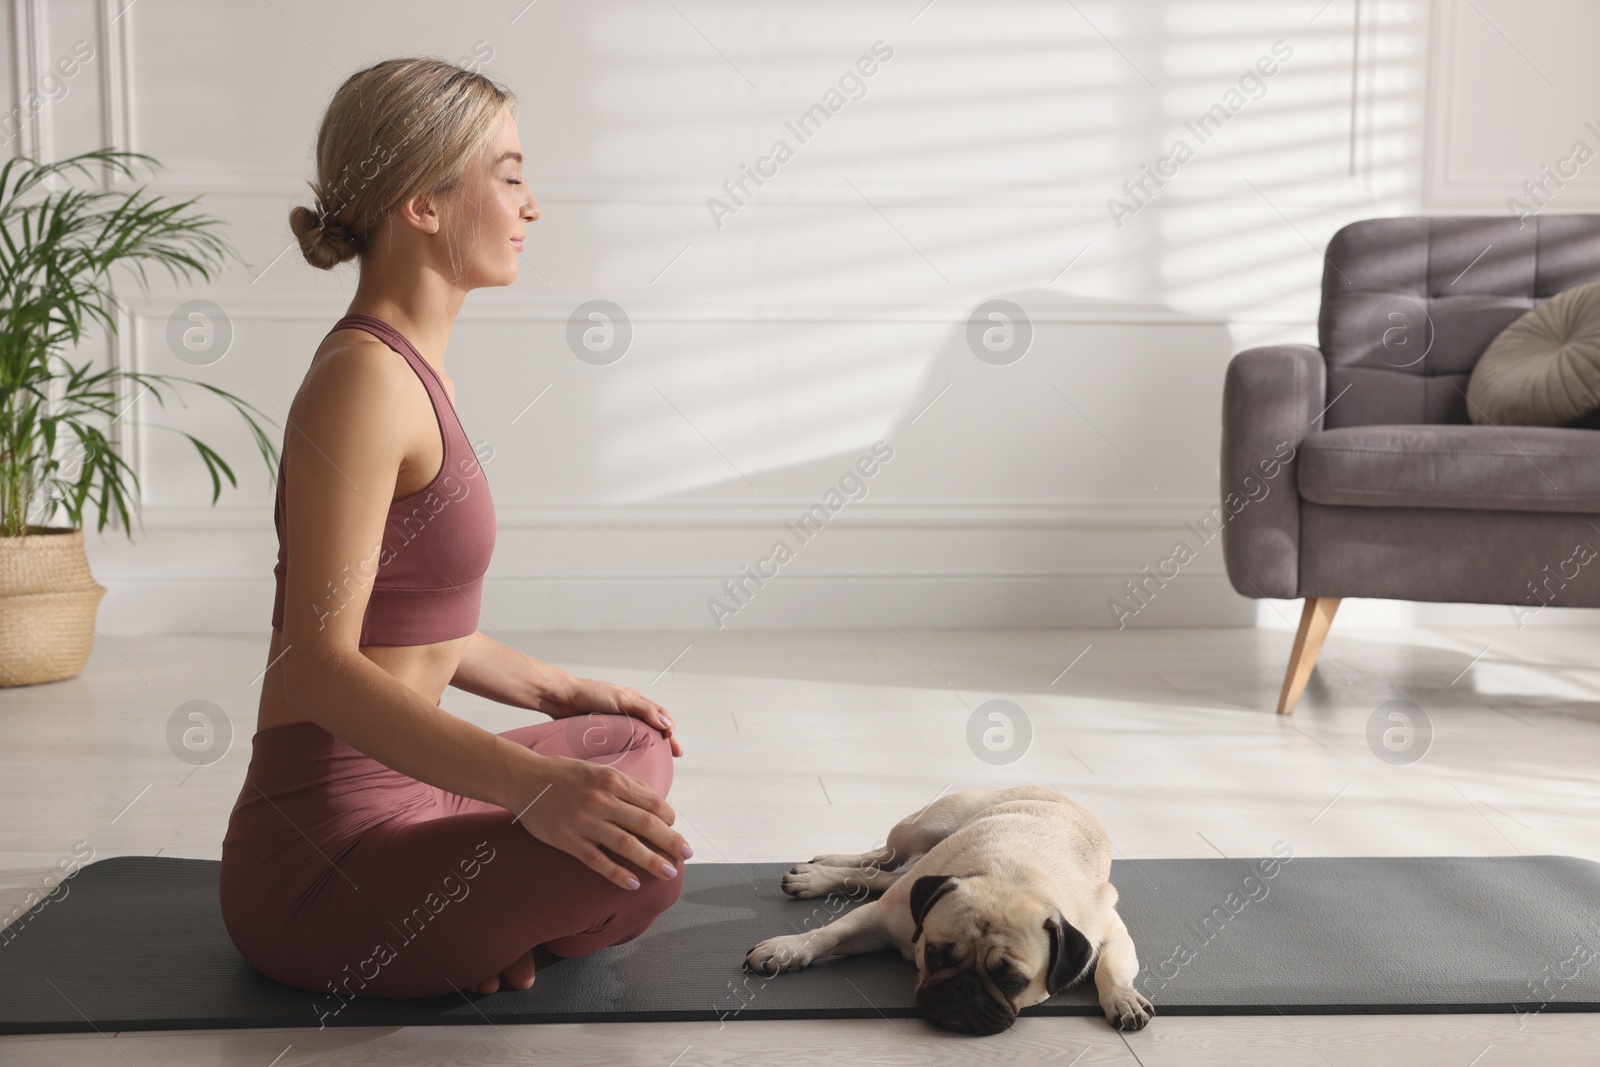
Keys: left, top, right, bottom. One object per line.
{"left": 909, "top": 873, "right": 1096, "bottom": 1036}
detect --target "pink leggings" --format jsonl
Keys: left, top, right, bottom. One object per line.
{"left": 219, "top": 712, "right": 682, "bottom": 1007}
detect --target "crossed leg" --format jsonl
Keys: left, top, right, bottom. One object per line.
{"left": 444, "top": 712, "right": 680, "bottom": 994}
{"left": 302, "top": 712, "right": 683, "bottom": 1000}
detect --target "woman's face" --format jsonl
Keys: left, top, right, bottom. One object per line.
{"left": 439, "top": 106, "right": 540, "bottom": 289}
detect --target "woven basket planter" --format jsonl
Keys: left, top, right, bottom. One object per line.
{"left": 0, "top": 526, "right": 106, "bottom": 687}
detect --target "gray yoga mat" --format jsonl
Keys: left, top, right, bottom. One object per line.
{"left": 2, "top": 854, "right": 1598, "bottom": 1034}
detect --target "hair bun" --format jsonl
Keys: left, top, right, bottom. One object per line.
{"left": 288, "top": 202, "right": 360, "bottom": 270}
{"left": 318, "top": 214, "right": 356, "bottom": 243}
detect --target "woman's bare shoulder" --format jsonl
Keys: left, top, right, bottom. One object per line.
{"left": 294, "top": 330, "right": 412, "bottom": 414}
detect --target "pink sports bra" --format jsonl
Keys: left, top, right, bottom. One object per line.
{"left": 270, "top": 313, "right": 496, "bottom": 646}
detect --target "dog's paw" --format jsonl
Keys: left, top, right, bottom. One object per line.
{"left": 808, "top": 852, "right": 862, "bottom": 867}
{"left": 1102, "top": 987, "right": 1155, "bottom": 1031}
{"left": 744, "top": 935, "right": 814, "bottom": 976}
{"left": 780, "top": 863, "right": 829, "bottom": 899}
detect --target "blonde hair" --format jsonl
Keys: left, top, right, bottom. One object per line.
{"left": 289, "top": 57, "right": 517, "bottom": 270}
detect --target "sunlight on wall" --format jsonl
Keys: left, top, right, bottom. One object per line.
{"left": 573, "top": 1, "right": 1427, "bottom": 502}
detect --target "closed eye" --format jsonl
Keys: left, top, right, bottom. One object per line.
{"left": 996, "top": 974, "right": 1028, "bottom": 991}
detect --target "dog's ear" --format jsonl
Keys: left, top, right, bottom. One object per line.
{"left": 1044, "top": 911, "right": 1094, "bottom": 995}
{"left": 909, "top": 874, "right": 959, "bottom": 943}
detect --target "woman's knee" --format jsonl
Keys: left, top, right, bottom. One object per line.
{"left": 644, "top": 858, "right": 685, "bottom": 910}
{"left": 558, "top": 714, "right": 674, "bottom": 790}
{"left": 625, "top": 725, "right": 675, "bottom": 794}
{"left": 514, "top": 713, "right": 655, "bottom": 761}
{"left": 618, "top": 865, "right": 684, "bottom": 941}
{"left": 551, "top": 864, "right": 684, "bottom": 957}
{"left": 561, "top": 712, "right": 652, "bottom": 756}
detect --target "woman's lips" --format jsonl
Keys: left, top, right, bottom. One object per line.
{"left": 511, "top": 237, "right": 524, "bottom": 251}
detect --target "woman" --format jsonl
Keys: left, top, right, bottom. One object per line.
{"left": 219, "top": 57, "right": 690, "bottom": 1005}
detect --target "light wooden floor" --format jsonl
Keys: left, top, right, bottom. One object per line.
{"left": 4, "top": 625, "right": 1600, "bottom": 1065}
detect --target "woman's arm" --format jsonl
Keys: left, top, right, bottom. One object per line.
{"left": 276, "top": 341, "right": 545, "bottom": 811}
{"left": 450, "top": 633, "right": 684, "bottom": 756}
{"left": 275, "top": 339, "right": 687, "bottom": 886}
{"left": 448, "top": 631, "right": 578, "bottom": 713}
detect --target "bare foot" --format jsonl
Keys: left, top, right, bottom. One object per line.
{"left": 460, "top": 948, "right": 538, "bottom": 995}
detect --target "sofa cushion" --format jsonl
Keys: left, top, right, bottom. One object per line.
{"left": 1297, "top": 424, "right": 1600, "bottom": 511}
{"left": 1466, "top": 278, "right": 1600, "bottom": 426}
{"left": 1317, "top": 216, "right": 1600, "bottom": 429}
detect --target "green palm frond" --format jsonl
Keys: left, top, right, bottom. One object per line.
{"left": 0, "top": 148, "right": 280, "bottom": 539}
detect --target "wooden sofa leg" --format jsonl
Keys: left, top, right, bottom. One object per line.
{"left": 1276, "top": 597, "right": 1341, "bottom": 716}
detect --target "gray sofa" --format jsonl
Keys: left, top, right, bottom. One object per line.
{"left": 1220, "top": 214, "right": 1600, "bottom": 714}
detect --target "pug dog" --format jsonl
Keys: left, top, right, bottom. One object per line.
{"left": 742, "top": 784, "right": 1153, "bottom": 1035}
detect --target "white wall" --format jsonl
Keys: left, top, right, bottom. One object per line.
{"left": 6, "top": 0, "right": 1588, "bottom": 633}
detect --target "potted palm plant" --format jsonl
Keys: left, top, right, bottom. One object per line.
{"left": 0, "top": 148, "right": 280, "bottom": 686}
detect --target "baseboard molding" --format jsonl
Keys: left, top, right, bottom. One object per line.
{"left": 95, "top": 572, "right": 1254, "bottom": 633}
{"left": 92, "top": 574, "right": 1600, "bottom": 634}
{"left": 120, "top": 499, "right": 1226, "bottom": 531}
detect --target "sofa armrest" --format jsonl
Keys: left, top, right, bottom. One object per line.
{"left": 1219, "top": 344, "right": 1326, "bottom": 600}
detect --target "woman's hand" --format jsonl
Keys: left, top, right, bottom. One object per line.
{"left": 545, "top": 676, "right": 683, "bottom": 757}
{"left": 512, "top": 752, "right": 692, "bottom": 891}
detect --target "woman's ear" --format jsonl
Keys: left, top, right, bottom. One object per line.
{"left": 397, "top": 192, "right": 442, "bottom": 235}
